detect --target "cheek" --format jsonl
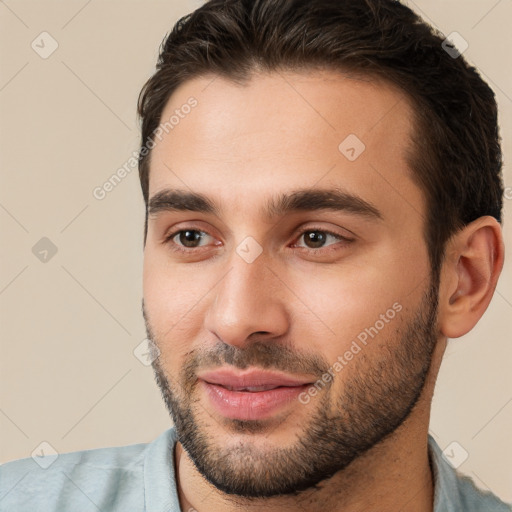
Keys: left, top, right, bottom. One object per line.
{"left": 143, "top": 247, "right": 209, "bottom": 312}
{"left": 142, "top": 253, "right": 210, "bottom": 357}
{"left": 285, "top": 250, "right": 424, "bottom": 364}
{"left": 287, "top": 274, "right": 389, "bottom": 365}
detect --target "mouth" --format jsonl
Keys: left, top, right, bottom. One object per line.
{"left": 197, "top": 368, "right": 315, "bottom": 421}
{"left": 215, "top": 384, "right": 292, "bottom": 392}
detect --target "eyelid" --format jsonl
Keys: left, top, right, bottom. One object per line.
{"left": 294, "top": 224, "right": 356, "bottom": 241}
{"left": 162, "top": 220, "right": 218, "bottom": 242}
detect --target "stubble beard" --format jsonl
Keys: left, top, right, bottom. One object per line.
{"left": 145, "top": 280, "right": 439, "bottom": 498}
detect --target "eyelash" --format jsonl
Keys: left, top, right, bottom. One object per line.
{"left": 163, "top": 226, "right": 354, "bottom": 255}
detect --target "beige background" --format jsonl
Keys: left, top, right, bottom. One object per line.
{"left": 1, "top": 0, "right": 511, "bottom": 503}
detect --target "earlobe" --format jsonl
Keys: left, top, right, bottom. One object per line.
{"left": 438, "top": 216, "right": 504, "bottom": 339}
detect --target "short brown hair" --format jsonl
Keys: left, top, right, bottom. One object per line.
{"left": 137, "top": 0, "right": 503, "bottom": 276}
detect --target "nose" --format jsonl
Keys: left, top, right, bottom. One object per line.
{"left": 203, "top": 250, "right": 290, "bottom": 348}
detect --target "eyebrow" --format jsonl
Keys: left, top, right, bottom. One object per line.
{"left": 147, "top": 187, "right": 383, "bottom": 221}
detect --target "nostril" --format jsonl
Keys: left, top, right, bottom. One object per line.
{"left": 249, "top": 331, "right": 271, "bottom": 339}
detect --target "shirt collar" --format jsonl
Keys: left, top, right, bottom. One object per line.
{"left": 428, "top": 433, "right": 463, "bottom": 512}
{"left": 144, "top": 427, "right": 181, "bottom": 512}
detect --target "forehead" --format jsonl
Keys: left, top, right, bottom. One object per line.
{"left": 148, "top": 70, "right": 425, "bottom": 224}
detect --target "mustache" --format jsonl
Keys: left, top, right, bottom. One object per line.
{"left": 183, "top": 340, "right": 329, "bottom": 378}
{"left": 142, "top": 298, "right": 330, "bottom": 379}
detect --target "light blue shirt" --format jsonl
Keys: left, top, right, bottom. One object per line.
{"left": 1, "top": 428, "right": 510, "bottom": 511}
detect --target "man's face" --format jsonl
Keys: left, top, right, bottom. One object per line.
{"left": 142, "top": 71, "right": 439, "bottom": 497}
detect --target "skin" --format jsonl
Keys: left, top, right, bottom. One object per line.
{"left": 142, "top": 70, "right": 504, "bottom": 512}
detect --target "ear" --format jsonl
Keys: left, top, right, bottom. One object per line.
{"left": 437, "top": 216, "right": 505, "bottom": 339}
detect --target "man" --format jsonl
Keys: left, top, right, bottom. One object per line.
{"left": 1, "top": 0, "right": 510, "bottom": 510}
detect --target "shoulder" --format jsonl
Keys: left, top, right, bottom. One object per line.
{"left": 0, "top": 434, "right": 162, "bottom": 512}
{"left": 455, "top": 472, "right": 512, "bottom": 512}
{"left": 428, "top": 435, "right": 512, "bottom": 512}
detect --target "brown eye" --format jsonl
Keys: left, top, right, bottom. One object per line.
{"left": 164, "top": 228, "right": 216, "bottom": 252}
{"left": 177, "top": 230, "right": 204, "bottom": 248}
{"left": 302, "top": 231, "right": 329, "bottom": 249}
{"left": 295, "top": 228, "right": 352, "bottom": 251}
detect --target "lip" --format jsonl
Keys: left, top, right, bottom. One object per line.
{"left": 197, "top": 368, "right": 315, "bottom": 421}
{"left": 198, "top": 368, "right": 313, "bottom": 388}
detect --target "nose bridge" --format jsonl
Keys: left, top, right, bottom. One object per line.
{"left": 204, "top": 248, "right": 289, "bottom": 346}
